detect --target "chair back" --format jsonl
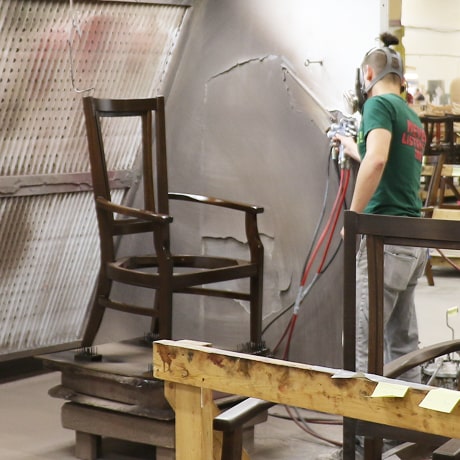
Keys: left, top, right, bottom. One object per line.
{"left": 421, "top": 115, "right": 454, "bottom": 156}
{"left": 82, "top": 96, "right": 170, "bottom": 216}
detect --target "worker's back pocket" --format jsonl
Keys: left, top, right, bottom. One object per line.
{"left": 384, "top": 245, "right": 426, "bottom": 292}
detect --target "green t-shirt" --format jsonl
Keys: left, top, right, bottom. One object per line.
{"left": 357, "top": 93, "right": 426, "bottom": 217}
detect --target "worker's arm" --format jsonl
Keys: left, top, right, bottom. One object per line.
{"left": 349, "top": 128, "right": 391, "bottom": 213}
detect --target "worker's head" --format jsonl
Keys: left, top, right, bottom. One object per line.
{"left": 355, "top": 32, "right": 405, "bottom": 110}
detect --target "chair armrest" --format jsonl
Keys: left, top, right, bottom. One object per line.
{"left": 384, "top": 339, "right": 460, "bottom": 379}
{"left": 433, "top": 438, "right": 460, "bottom": 459}
{"left": 169, "top": 192, "right": 264, "bottom": 215}
{"left": 213, "top": 398, "right": 273, "bottom": 432}
{"left": 96, "top": 196, "right": 173, "bottom": 224}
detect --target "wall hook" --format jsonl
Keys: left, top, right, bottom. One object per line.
{"left": 304, "top": 59, "right": 323, "bottom": 67}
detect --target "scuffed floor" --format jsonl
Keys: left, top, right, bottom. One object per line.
{"left": 0, "top": 268, "right": 458, "bottom": 459}
{"left": 0, "top": 371, "right": 341, "bottom": 460}
{"left": 247, "top": 406, "right": 342, "bottom": 459}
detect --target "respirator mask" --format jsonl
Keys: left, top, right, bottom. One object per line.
{"left": 349, "top": 45, "right": 405, "bottom": 114}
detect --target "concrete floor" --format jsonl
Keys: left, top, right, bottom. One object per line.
{"left": 0, "top": 267, "right": 458, "bottom": 460}
{"left": 0, "top": 371, "right": 343, "bottom": 460}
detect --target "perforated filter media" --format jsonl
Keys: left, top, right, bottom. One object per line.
{"left": 0, "top": 0, "right": 189, "bottom": 358}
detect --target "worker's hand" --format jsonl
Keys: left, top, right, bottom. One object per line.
{"left": 334, "top": 134, "right": 361, "bottom": 163}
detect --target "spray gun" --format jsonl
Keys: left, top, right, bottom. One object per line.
{"left": 326, "top": 116, "right": 358, "bottom": 169}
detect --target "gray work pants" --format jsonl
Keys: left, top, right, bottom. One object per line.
{"left": 355, "top": 237, "right": 428, "bottom": 383}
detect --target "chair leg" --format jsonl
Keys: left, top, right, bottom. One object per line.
{"left": 364, "top": 437, "right": 382, "bottom": 460}
{"left": 246, "top": 212, "right": 264, "bottom": 346}
{"left": 81, "top": 274, "right": 111, "bottom": 347}
{"left": 249, "top": 274, "right": 263, "bottom": 346}
{"left": 343, "top": 418, "right": 357, "bottom": 460}
{"left": 150, "top": 291, "right": 160, "bottom": 336}
{"left": 157, "top": 287, "right": 173, "bottom": 339}
{"left": 425, "top": 259, "right": 435, "bottom": 286}
{"left": 221, "top": 429, "right": 243, "bottom": 460}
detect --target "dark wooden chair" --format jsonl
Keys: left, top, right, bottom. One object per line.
{"left": 343, "top": 211, "right": 460, "bottom": 460}
{"left": 81, "top": 96, "right": 264, "bottom": 347}
{"left": 421, "top": 115, "right": 460, "bottom": 207}
{"left": 211, "top": 210, "right": 460, "bottom": 460}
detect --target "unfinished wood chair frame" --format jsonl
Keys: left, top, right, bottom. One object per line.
{"left": 423, "top": 152, "right": 447, "bottom": 207}
{"left": 439, "top": 164, "right": 460, "bottom": 207}
{"left": 82, "top": 96, "right": 264, "bottom": 346}
{"left": 343, "top": 210, "right": 460, "bottom": 460}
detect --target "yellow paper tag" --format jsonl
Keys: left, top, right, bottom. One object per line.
{"left": 371, "top": 382, "right": 409, "bottom": 398}
{"left": 419, "top": 388, "right": 460, "bottom": 413}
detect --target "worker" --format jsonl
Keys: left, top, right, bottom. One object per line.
{"left": 335, "top": 32, "right": 427, "bottom": 383}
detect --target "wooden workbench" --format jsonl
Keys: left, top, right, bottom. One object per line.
{"left": 153, "top": 339, "right": 460, "bottom": 460}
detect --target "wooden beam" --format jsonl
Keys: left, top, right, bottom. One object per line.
{"left": 153, "top": 340, "right": 460, "bottom": 445}
{"left": 0, "top": 171, "right": 134, "bottom": 197}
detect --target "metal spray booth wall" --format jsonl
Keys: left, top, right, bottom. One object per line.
{"left": 159, "top": 0, "right": 354, "bottom": 368}
{"left": 1, "top": 0, "right": 382, "bottom": 367}
{"left": 0, "top": 0, "right": 190, "bottom": 359}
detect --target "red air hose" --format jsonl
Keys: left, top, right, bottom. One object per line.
{"left": 273, "top": 165, "right": 351, "bottom": 359}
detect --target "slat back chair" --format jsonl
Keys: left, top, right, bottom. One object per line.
{"left": 82, "top": 96, "right": 264, "bottom": 346}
